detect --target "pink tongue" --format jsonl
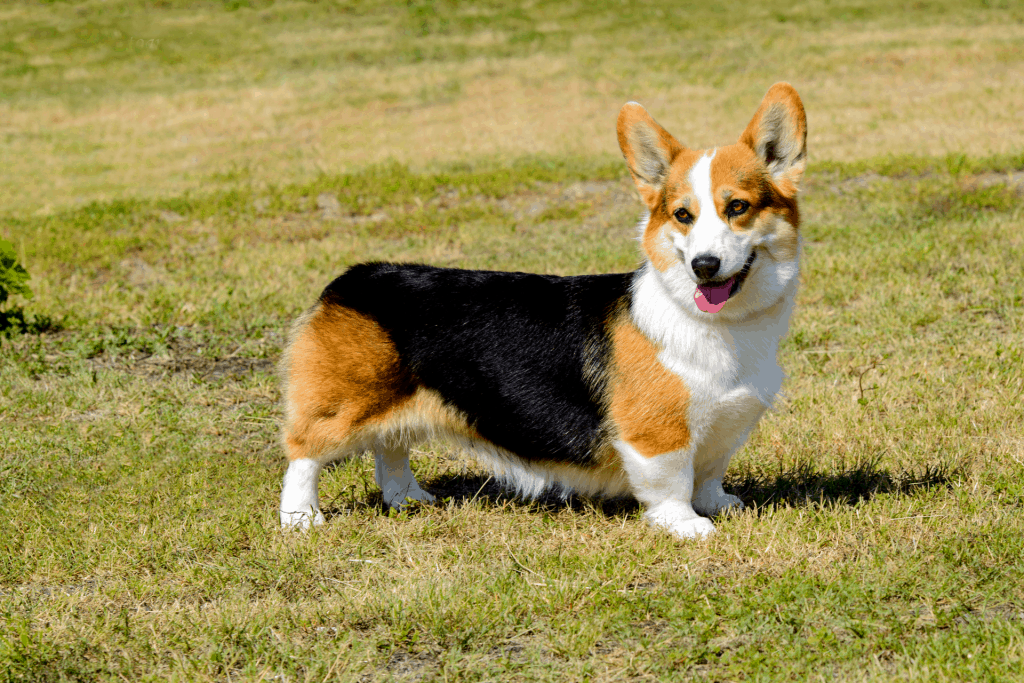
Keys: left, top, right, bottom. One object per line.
{"left": 694, "top": 277, "right": 735, "bottom": 313}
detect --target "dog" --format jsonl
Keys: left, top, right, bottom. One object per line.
{"left": 278, "top": 83, "right": 806, "bottom": 539}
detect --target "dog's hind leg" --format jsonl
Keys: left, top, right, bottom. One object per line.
{"left": 278, "top": 302, "right": 417, "bottom": 528}
{"left": 374, "top": 440, "right": 435, "bottom": 510}
{"left": 280, "top": 457, "right": 327, "bottom": 529}
{"left": 279, "top": 417, "right": 360, "bottom": 530}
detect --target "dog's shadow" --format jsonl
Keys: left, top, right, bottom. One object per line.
{"left": 424, "top": 472, "right": 645, "bottom": 518}
{"left": 725, "top": 458, "right": 954, "bottom": 512}
{"left": 323, "top": 458, "right": 954, "bottom": 521}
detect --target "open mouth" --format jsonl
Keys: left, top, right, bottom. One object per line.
{"left": 693, "top": 251, "right": 757, "bottom": 313}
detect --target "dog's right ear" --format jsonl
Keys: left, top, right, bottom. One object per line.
{"left": 739, "top": 83, "right": 807, "bottom": 192}
{"left": 617, "top": 103, "right": 683, "bottom": 206}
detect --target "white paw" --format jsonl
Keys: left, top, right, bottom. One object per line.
{"left": 645, "top": 503, "right": 716, "bottom": 540}
{"left": 660, "top": 515, "right": 716, "bottom": 540}
{"left": 280, "top": 508, "right": 326, "bottom": 530}
{"left": 382, "top": 483, "right": 436, "bottom": 510}
{"left": 692, "top": 485, "right": 745, "bottom": 517}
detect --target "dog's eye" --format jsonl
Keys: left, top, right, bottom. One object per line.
{"left": 673, "top": 208, "right": 693, "bottom": 224}
{"left": 727, "top": 199, "right": 750, "bottom": 217}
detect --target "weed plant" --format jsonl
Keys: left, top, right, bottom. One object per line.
{"left": 0, "top": 238, "right": 34, "bottom": 340}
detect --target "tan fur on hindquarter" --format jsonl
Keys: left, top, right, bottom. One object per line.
{"left": 281, "top": 303, "right": 415, "bottom": 461}
{"left": 282, "top": 301, "right": 493, "bottom": 464}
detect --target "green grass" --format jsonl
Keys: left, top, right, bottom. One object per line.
{"left": 6, "top": 156, "right": 623, "bottom": 274}
{"left": 2, "top": 0, "right": 1024, "bottom": 680}
{"left": 2, "top": 0, "right": 1018, "bottom": 102}
{"left": 2, "top": 155, "right": 1023, "bottom": 681}
{"left": 3, "top": 0, "right": 1024, "bottom": 213}
{"left": 815, "top": 151, "right": 1024, "bottom": 181}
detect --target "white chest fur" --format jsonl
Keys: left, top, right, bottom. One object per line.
{"left": 631, "top": 266, "right": 794, "bottom": 449}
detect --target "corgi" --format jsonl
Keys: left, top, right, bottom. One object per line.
{"left": 278, "top": 83, "right": 806, "bottom": 539}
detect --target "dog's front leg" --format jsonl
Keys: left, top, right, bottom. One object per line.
{"left": 617, "top": 441, "right": 715, "bottom": 539}
{"left": 691, "top": 388, "right": 769, "bottom": 517}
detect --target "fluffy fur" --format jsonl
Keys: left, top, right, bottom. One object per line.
{"left": 278, "top": 83, "right": 807, "bottom": 539}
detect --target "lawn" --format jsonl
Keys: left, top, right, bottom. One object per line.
{"left": 1, "top": 1, "right": 1023, "bottom": 681}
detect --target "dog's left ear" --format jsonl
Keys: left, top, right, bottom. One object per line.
{"left": 617, "top": 102, "right": 684, "bottom": 207}
{"left": 740, "top": 83, "right": 807, "bottom": 191}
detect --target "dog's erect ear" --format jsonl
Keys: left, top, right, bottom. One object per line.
{"left": 739, "top": 83, "right": 807, "bottom": 191}
{"left": 617, "top": 102, "right": 683, "bottom": 204}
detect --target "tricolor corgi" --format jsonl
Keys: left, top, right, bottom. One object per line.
{"left": 279, "top": 83, "right": 806, "bottom": 539}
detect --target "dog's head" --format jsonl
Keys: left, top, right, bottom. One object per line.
{"left": 617, "top": 83, "right": 806, "bottom": 320}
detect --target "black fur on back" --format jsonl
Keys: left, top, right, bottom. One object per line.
{"left": 319, "top": 263, "right": 635, "bottom": 465}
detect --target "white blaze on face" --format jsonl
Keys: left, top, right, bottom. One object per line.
{"left": 689, "top": 152, "right": 716, "bottom": 223}
{"left": 681, "top": 150, "right": 730, "bottom": 270}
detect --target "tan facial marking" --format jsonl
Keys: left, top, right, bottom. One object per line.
{"left": 708, "top": 144, "right": 766, "bottom": 230}
{"left": 662, "top": 149, "right": 705, "bottom": 226}
{"left": 608, "top": 315, "right": 691, "bottom": 457}
{"left": 640, "top": 150, "right": 705, "bottom": 271}
{"left": 641, "top": 213, "right": 676, "bottom": 272}
{"left": 764, "top": 209, "right": 801, "bottom": 263}
{"left": 707, "top": 142, "right": 801, "bottom": 266}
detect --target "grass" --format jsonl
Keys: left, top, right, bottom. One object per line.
{"left": 2, "top": 157, "right": 1022, "bottom": 681}
{"left": 2, "top": 0, "right": 1024, "bottom": 681}
{"left": 3, "top": 0, "right": 1024, "bottom": 213}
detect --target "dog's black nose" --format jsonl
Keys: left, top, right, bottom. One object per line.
{"left": 691, "top": 255, "right": 721, "bottom": 280}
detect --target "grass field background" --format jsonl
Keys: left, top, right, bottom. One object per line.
{"left": 2, "top": 1, "right": 1023, "bottom": 680}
